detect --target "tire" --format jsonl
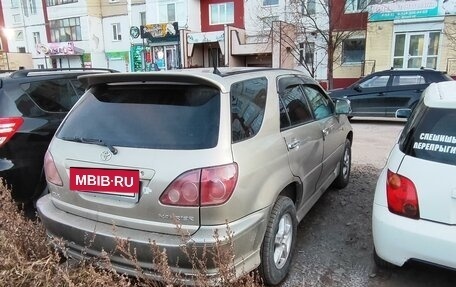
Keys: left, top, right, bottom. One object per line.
{"left": 332, "top": 138, "right": 351, "bottom": 189}
{"left": 260, "top": 196, "right": 297, "bottom": 286}
{"left": 373, "top": 249, "right": 396, "bottom": 269}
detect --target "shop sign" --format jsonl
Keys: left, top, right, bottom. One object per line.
{"left": 368, "top": 0, "right": 439, "bottom": 21}
{"left": 106, "top": 51, "right": 129, "bottom": 61}
{"left": 36, "top": 42, "right": 83, "bottom": 56}
{"left": 130, "top": 26, "right": 140, "bottom": 39}
{"left": 140, "top": 22, "right": 179, "bottom": 42}
{"left": 187, "top": 31, "right": 225, "bottom": 44}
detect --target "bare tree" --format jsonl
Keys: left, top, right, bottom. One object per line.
{"left": 253, "top": 0, "right": 368, "bottom": 89}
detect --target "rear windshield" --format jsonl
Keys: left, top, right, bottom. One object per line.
{"left": 400, "top": 106, "right": 456, "bottom": 166}
{"left": 56, "top": 84, "right": 220, "bottom": 149}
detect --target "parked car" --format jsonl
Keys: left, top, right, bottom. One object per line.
{"left": 329, "top": 68, "right": 453, "bottom": 118}
{"left": 37, "top": 68, "right": 353, "bottom": 285}
{"left": 372, "top": 81, "right": 456, "bottom": 270}
{"left": 0, "top": 68, "right": 117, "bottom": 204}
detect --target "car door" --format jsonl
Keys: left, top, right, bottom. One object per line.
{"left": 347, "top": 74, "right": 391, "bottom": 117}
{"left": 278, "top": 76, "right": 324, "bottom": 204}
{"left": 302, "top": 84, "right": 347, "bottom": 190}
{"left": 384, "top": 74, "right": 426, "bottom": 116}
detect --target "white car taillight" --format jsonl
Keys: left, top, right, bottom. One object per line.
{"left": 0, "top": 117, "right": 24, "bottom": 148}
{"left": 386, "top": 169, "right": 419, "bottom": 219}
{"left": 159, "top": 163, "right": 238, "bottom": 207}
{"left": 44, "top": 150, "right": 63, "bottom": 186}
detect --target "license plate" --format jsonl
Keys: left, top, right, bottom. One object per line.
{"left": 70, "top": 167, "right": 140, "bottom": 195}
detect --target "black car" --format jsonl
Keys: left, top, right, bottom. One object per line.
{"left": 329, "top": 68, "right": 453, "bottom": 118}
{"left": 0, "top": 68, "right": 116, "bottom": 204}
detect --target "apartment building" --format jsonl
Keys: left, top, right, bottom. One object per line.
{"left": 364, "top": 0, "right": 455, "bottom": 74}
{"left": 101, "top": 0, "right": 134, "bottom": 72}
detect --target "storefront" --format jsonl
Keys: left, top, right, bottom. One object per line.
{"left": 365, "top": 0, "right": 444, "bottom": 71}
{"left": 131, "top": 22, "right": 180, "bottom": 72}
{"left": 186, "top": 31, "right": 226, "bottom": 68}
{"left": 36, "top": 42, "right": 84, "bottom": 68}
{"left": 105, "top": 52, "right": 129, "bottom": 72}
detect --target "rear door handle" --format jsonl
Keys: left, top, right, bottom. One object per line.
{"left": 287, "top": 140, "right": 301, "bottom": 150}
{"left": 322, "top": 128, "right": 330, "bottom": 137}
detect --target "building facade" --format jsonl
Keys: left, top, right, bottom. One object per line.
{"left": 4, "top": 0, "right": 455, "bottom": 89}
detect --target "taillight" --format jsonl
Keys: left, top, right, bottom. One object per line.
{"left": 44, "top": 150, "right": 63, "bottom": 186}
{"left": 160, "top": 163, "right": 238, "bottom": 207}
{"left": 0, "top": 117, "right": 24, "bottom": 148}
{"left": 386, "top": 169, "right": 419, "bottom": 219}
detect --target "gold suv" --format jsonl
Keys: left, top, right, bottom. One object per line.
{"left": 38, "top": 68, "right": 353, "bottom": 285}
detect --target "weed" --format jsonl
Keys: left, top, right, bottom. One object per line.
{"left": 0, "top": 181, "right": 264, "bottom": 286}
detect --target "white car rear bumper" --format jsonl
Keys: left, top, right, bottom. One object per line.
{"left": 372, "top": 203, "right": 456, "bottom": 269}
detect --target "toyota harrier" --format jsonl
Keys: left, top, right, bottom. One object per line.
{"left": 37, "top": 68, "right": 352, "bottom": 285}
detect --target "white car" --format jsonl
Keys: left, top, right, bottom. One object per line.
{"left": 372, "top": 80, "right": 456, "bottom": 269}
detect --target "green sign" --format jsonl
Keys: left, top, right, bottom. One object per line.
{"left": 130, "top": 45, "right": 144, "bottom": 72}
{"left": 106, "top": 51, "right": 129, "bottom": 61}
{"left": 369, "top": 0, "right": 439, "bottom": 21}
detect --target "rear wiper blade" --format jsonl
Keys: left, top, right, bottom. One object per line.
{"left": 60, "top": 136, "right": 118, "bottom": 155}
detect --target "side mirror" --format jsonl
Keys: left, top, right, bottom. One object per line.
{"left": 335, "top": 98, "right": 352, "bottom": 115}
{"left": 353, "top": 85, "right": 362, "bottom": 92}
{"left": 395, "top": 109, "right": 412, "bottom": 119}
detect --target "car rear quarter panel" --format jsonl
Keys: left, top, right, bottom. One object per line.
{"left": 398, "top": 156, "right": 456, "bottom": 224}
{"left": 200, "top": 77, "right": 295, "bottom": 226}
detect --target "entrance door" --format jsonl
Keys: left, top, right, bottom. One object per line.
{"left": 393, "top": 32, "right": 440, "bottom": 69}
{"left": 165, "top": 46, "right": 176, "bottom": 70}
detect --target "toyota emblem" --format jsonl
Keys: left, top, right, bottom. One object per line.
{"left": 100, "top": 150, "right": 112, "bottom": 161}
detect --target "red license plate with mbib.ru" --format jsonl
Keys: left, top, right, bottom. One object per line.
{"left": 70, "top": 167, "right": 140, "bottom": 194}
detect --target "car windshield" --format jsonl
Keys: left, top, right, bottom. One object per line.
{"left": 56, "top": 83, "right": 221, "bottom": 150}
{"left": 400, "top": 107, "right": 456, "bottom": 166}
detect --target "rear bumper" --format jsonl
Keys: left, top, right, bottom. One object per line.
{"left": 37, "top": 194, "right": 268, "bottom": 283}
{"left": 372, "top": 203, "right": 456, "bottom": 268}
{"left": 0, "top": 157, "right": 44, "bottom": 201}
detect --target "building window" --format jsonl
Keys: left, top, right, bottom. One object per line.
{"left": 46, "top": 0, "right": 78, "bottom": 6}
{"left": 263, "top": 0, "right": 279, "bottom": 6}
{"left": 140, "top": 12, "right": 146, "bottom": 25}
{"left": 13, "top": 14, "right": 21, "bottom": 23}
{"left": 112, "top": 23, "right": 122, "bottom": 41}
{"left": 21, "top": 0, "right": 28, "bottom": 16}
{"left": 209, "top": 2, "right": 234, "bottom": 25}
{"left": 300, "top": 42, "right": 315, "bottom": 65}
{"left": 393, "top": 32, "right": 440, "bottom": 69}
{"left": 11, "top": 0, "right": 19, "bottom": 8}
{"left": 15, "top": 30, "right": 24, "bottom": 41}
{"left": 29, "top": 0, "right": 36, "bottom": 14}
{"left": 18, "top": 47, "right": 26, "bottom": 53}
{"left": 33, "top": 32, "right": 41, "bottom": 44}
{"left": 261, "top": 16, "right": 279, "bottom": 31}
{"left": 167, "top": 3, "right": 175, "bottom": 22}
{"left": 50, "top": 17, "right": 82, "bottom": 42}
{"left": 38, "top": 64, "right": 45, "bottom": 69}
{"left": 303, "top": 0, "right": 316, "bottom": 15}
{"left": 345, "top": 0, "right": 368, "bottom": 12}
{"left": 159, "top": 3, "right": 176, "bottom": 23}
{"left": 342, "top": 38, "right": 365, "bottom": 63}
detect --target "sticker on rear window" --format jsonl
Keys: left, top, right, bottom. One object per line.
{"left": 413, "top": 133, "right": 456, "bottom": 154}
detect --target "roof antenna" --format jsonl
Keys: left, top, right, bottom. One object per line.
{"left": 212, "top": 49, "right": 222, "bottom": 76}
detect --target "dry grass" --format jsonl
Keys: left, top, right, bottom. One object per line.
{"left": 0, "top": 180, "right": 263, "bottom": 287}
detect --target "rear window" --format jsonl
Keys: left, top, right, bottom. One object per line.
{"left": 56, "top": 84, "right": 220, "bottom": 149}
{"left": 20, "top": 79, "right": 81, "bottom": 113}
{"left": 400, "top": 106, "right": 456, "bottom": 166}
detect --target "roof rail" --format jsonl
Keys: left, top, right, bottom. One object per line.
{"left": 10, "top": 67, "right": 118, "bottom": 78}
